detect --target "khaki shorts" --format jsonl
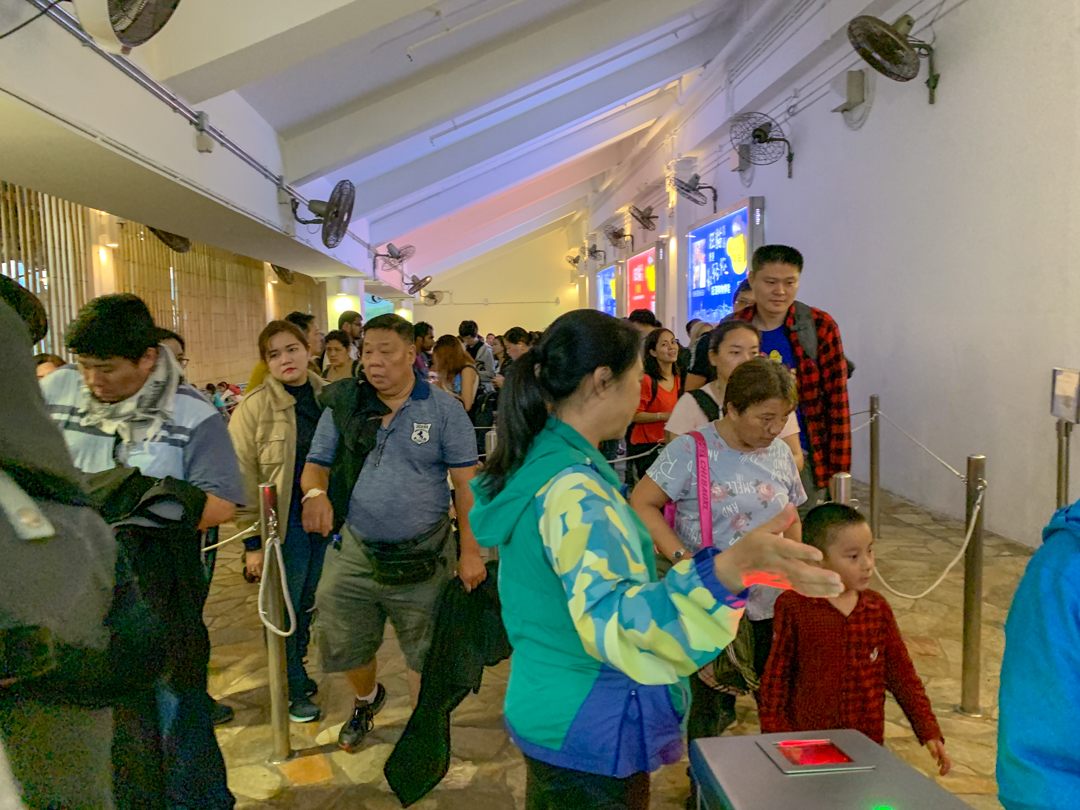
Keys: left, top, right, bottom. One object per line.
{"left": 315, "top": 519, "right": 456, "bottom": 674}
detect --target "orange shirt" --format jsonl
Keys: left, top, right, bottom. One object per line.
{"left": 631, "top": 374, "right": 681, "bottom": 445}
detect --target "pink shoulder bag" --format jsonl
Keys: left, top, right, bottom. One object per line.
{"left": 662, "top": 430, "right": 713, "bottom": 550}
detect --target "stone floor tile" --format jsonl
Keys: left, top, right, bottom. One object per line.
{"left": 228, "top": 765, "right": 284, "bottom": 801}
{"left": 278, "top": 753, "right": 334, "bottom": 786}
{"left": 328, "top": 742, "right": 393, "bottom": 784}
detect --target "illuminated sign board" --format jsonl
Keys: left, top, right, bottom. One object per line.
{"left": 597, "top": 264, "right": 618, "bottom": 316}
{"left": 687, "top": 207, "right": 749, "bottom": 323}
{"left": 627, "top": 245, "right": 657, "bottom": 313}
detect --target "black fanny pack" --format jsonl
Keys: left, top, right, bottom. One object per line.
{"left": 362, "top": 518, "right": 450, "bottom": 587}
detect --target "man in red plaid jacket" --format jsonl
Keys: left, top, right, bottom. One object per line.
{"left": 734, "top": 245, "right": 850, "bottom": 504}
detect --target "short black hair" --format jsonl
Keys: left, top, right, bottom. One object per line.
{"left": 286, "top": 311, "right": 316, "bottom": 332}
{"left": 155, "top": 328, "right": 185, "bottom": 350}
{"left": 324, "top": 329, "right": 351, "bottom": 348}
{"left": 803, "top": 503, "right": 868, "bottom": 553}
{"left": 365, "top": 313, "right": 414, "bottom": 344}
{"left": 628, "top": 309, "right": 662, "bottom": 328}
{"left": 338, "top": 310, "right": 362, "bottom": 329}
{"left": 35, "top": 353, "right": 65, "bottom": 368}
{"left": 504, "top": 326, "right": 531, "bottom": 346}
{"left": 685, "top": 318, "right": 701, "bottom": 336}
{"left": 0, "top": 275, "right": 47, "bottom": 343}
{"left": 751, "top": 245, "right": 804, "bottom": 274}
{"left": 732, "top": 279, "right": 752, "bottom": 304}
{"left": 458, "top": 320, "right": 479, "bottom": 339}
{"left": 66, "top": 294, "right": 158, "bottom": 361}
{"left": 414, "top": 321, "right": 433, "bottom": 340}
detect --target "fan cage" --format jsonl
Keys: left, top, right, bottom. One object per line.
{"left": 848, "top": 16, "right": 920, "bottom": 82}
{"left": 111, "top": 0, "right": 183, "bottom": 47}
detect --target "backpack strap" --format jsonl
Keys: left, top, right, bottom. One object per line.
{"left": 689, "top": 387, "right": 721, "bottom": 423}
{"left": 689, "top": 431, "right": 713, "bottom": 549}
{"left": 792, "top": 301, "right": 818, "bottom": 364}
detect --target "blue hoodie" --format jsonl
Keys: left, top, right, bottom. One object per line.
{"left": 998, "top": 503, "right": 1080, "bottom": 810}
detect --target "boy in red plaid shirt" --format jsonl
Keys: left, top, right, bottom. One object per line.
{"left": 759, "top": 503, "right": 952, "bottom": 776}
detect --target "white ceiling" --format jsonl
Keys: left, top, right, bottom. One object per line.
{"left": 3, "top": 0, "right": 752, "bottom": 281}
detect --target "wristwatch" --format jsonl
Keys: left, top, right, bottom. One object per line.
{"left": 301, "top": 488, "right": 326, "bottom": 503}
{"left": 672, "top": 548, "right": 688, "bottom": 562}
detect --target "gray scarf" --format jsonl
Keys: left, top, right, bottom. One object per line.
{"left": 79, "top": 346, "right": 182, "bottom": 445}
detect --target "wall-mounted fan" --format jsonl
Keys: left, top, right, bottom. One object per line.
{"left": 147, "top": 226, "right": 191, "bottom": 254}
{"left": 406, "top": 274, "right": 432, "bottom": 295}
{"left": 271, "top": 265, "right": 295, "bottom": 284}
{"left": 670, "top": 174, "right": 717, "bottom": 213}
{"left": 588, "top": 244, "right": 606, "bottom": 263}
{"left": 848, "top": 15, "right": 940, "bottom": 104}
{"left": 730, "top": 113, "right": 794, "bottom": 179}
{"left": 629, "top": 205, "right": 657, "bottom": 231}
{"left": 421, "top": 291, "right": 446, "bottom": 307}
{"left": 565, "top": 254, "right": 583, "bottom": 268}
{"left": 291, "top": 179, "right": 355, "bottom": 249}
{"left": 72, "top": 0, "right": 183, "bottom": 54}
{"left": 604, "top": 226, "right": 634, "bottom": 253}
{"left": 374, "top": 243, "right": 416, "bottom": 276}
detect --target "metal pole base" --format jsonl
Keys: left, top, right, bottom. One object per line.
{"left": 268, "top": 750, "right": 296, "bottom": 765}
{"left": 954, "top": 705, "right": 984, "bottom": 719}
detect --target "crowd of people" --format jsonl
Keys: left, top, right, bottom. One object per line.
{"left": 0, "top": 241, "right": 1065, "bottom": 810}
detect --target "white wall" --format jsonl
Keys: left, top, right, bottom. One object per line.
{"left": 572, "top": 0, "right": 1079, "bottom": 544}
{"left": 420, "top": 227, "right": 580, "bottom": 339}
{"left": 671, "top": 0, "right": 1079, "bottom": 545}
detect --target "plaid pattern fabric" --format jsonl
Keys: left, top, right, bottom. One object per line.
{"left": 759, "top": 590, "right": 942, "bottom": 745}
{"left": 735, "top": 304, "right": 850, "bottom": 489}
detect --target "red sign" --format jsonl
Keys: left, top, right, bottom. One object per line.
{"left": 626, "top": 246, "right": 656, "bottom": 313}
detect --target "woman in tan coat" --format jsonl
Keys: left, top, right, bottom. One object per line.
{"left": 228, "top": 320, "right": 327, "bottom": 723}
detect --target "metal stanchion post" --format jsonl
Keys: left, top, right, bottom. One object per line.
{"left": 259, "top": 484, "right": 293, "bottom": 763}
{"left": 869, "top": 395, "right": 881, "bottom": 539}
{"left": 957, "top": 455, "right": 986, "bottom": 717}
{"left": 1057, "top": 420, "right": 1072, "bottom": 509}
{"left": 829, "top": 472, "right": 853, "bottom": 505}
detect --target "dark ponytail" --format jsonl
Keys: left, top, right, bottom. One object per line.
{"left": 478, "top": 310, "right": 641, "bottom": 497}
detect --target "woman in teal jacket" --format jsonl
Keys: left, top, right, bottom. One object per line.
{"left": 470, "top": 310, "right": 842, "bottom": 809}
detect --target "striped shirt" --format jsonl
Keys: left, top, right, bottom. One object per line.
{"left": 41, "top": 366, "right": 244, "bottom": 505}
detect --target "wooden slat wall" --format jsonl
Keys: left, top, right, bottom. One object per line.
{"left": 0, "top": 179, "right": 328, "bottom": 387}
{"left": 114, "top": 223, "right": 267, "bottom": 386}
{"left": 0, "top": 182, "right": 91, "bottom": 358}
{"left": 271, "top": 272, "right": 328, "bottom": 334}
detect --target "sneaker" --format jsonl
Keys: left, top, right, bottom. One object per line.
{"left": 210, "top": 699, "right": 235, "bottom": 726}
{"left": 288, "top": 697, "right": 321, "bottom": 723}
{"left": 338, "top": 684, "right": 386, "bottom": 752}
{"left": 303, "top": 677, "right": 318, "bottom": 698}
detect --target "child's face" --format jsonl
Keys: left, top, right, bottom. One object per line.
{"left": 822, "top": 522, "right": 875, "bottom": 592}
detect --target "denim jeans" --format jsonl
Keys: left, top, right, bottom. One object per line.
{"left": 157, "top": 684, "right": 233, "bottom": 810}
{"left": 282, "top": 523, "right": 330, "bottom": 699}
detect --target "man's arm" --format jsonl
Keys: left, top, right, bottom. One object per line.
{"left": 198, "top": 495, "right": 236, "bottom": 531}
{"left": 300, "top": 463, "right": 333, "bottom": 536}
{"left": 182, "top": 410, "right": 245, "bottom": 529}
{"left": 449, "top": 465, "right": 486, "bottom": 592}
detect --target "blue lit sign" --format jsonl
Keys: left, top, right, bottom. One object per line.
{"left": 687, "top": 207, "right": 750, "bottom": 323}
{"left": 597, "top": 265, "right": 617, "bottom": 317}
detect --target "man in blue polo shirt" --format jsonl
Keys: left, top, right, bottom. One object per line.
{"left": 300, "top": 313, "right": 486, "bottom": 753}
{"left": 41, "top": 294, "right": 243, "bottom": 810}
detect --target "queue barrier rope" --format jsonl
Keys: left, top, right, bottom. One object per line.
{"left": 856, "top": 405, "right": 988, "bottom": 600}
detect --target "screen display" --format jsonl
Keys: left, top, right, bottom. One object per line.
{"left": 597, "top": 265, "right": 618, "bottom": 317}
{"left": 627, "top": 246, "right": 657, "bottom": 313}
{"left": 687, "top": 206, "right": 749, "bottom": 322}
{"left": 775, "top": 740, "right": 854, "bottom": 767}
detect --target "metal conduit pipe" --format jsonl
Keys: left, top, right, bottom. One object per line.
{"left": 22, "top": 0, "right": 374, "bottom": 252}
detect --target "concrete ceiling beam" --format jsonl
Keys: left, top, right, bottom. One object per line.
{"left": 148, "top": 0, "right": 438, "bottom": 104}
{"left": 282, "top": 0, "right": 716, "bottom": 184}
{"left": 336, "top": 29, "right": 717, "bottom": 217}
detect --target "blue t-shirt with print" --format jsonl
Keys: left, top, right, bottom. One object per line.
{"left": 760, "top": 326, "right": 807, "bottom": 449}
{"left": 646, "top": 423, "right": 806, "bottom": 619}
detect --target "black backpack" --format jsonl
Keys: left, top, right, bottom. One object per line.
{"left": 792, "top": 301, "right": 855, "bottom": 379}
{"left": 690, "top": 388, "right": 722, "bottom": 423}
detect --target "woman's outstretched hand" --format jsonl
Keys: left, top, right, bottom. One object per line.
{"left": 713, "top": 504, "right": 843, "bottom": 598}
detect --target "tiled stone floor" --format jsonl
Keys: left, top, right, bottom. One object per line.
{"left": 207, "top": 481, "right": 1030, "bottom": 809}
